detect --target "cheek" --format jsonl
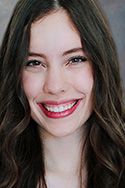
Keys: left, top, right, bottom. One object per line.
{"left": 22, "top": 73, "right": 42, "bottom": 99}
{"left": 72, "top": 68, "right": 93, "bottom": 93}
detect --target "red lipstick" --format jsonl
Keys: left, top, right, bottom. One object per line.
{"left": 38, "top": 99, "right": 81, "bottom": 119}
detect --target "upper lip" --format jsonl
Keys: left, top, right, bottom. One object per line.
{"left": 38, "top": 99, "right": 81, "bottom": 105}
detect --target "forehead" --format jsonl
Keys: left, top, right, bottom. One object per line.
{"left": 31, "top": 9, "right": 77, "bottom": 33}
{"left": 29, "top": 10, "right": 82, "bottom": 55}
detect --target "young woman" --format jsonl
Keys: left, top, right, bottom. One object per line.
{"left": 0, "top": 0, "right": 124, "bottom": 188}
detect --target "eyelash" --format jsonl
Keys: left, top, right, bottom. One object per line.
{"left": 25, "top": 60, "right": 42, "bottom": 67}
{"left": 25, "top": 56, "right": 87, "bottom": 67}
{"left": 68, "top": 56, "right": 87, "bottom": 64}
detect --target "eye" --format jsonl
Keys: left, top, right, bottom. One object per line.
{"left": 25, "top": 60, "right": 42, "bottom": 67}
{"left": 68, "top": 56, "right": 87, "bottom": 64}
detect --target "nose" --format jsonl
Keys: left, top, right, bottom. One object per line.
{"left": 43, "top": 67, "right": 68, "bottom": 95}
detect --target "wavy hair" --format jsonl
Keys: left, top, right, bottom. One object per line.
{"left": 0, "top": 0, "right": 124, "bottom": 187}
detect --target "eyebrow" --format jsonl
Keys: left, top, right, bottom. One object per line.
{"left": 28, "top": 52, "right": 46, "bottom": 58}
{"left": 62, "top": 47, "right": 83, "bottom": 56}
{"left": 28, "top": 47, "right": 84, "bottom": 58}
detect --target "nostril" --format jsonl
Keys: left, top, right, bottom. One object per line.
{"left": 43, "top": 81, "right": 66, "bottom": 95}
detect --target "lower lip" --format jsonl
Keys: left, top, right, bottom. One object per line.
{"left": 38, "top": 100, "right": 81, "bottom": 119}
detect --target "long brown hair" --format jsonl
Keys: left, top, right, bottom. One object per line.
{"left": 0, "top": 0, "right": 124, "bottom": 188}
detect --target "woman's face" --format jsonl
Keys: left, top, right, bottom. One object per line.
{"left": 22, "top": 10, "right": 94, "bottom": 137}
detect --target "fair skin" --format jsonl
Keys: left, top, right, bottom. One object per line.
{"left": 22, "top": 9, "right": 93, "bottom": 188}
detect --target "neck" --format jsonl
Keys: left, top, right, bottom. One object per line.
{"left": 41, "top": 127, "right": 86, "bottom": 176}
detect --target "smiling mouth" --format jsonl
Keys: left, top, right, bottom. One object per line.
{"left": 38, "top": 99, "right": 81, "bottom": 119}
{"left": 43, "top": 100, "right": 78, "bottom": 112}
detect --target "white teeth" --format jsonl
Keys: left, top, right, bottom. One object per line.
{"left": 54, "top": 107, "right": 59, "bottom": 112}
{"left": 59, "top": 106, "right": 64, "bottom": 112}
{"left": 44, "top": 101, "right": 77, "bottom": 112}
